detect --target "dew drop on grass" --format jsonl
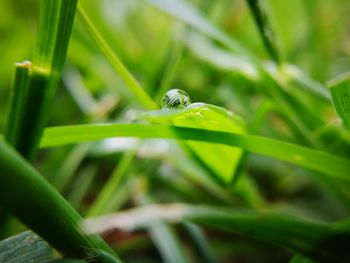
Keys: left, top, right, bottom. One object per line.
{"left": 162, "top": 89, "right": 191, "bottom": 109}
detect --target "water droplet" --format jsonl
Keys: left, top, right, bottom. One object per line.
{"left": 162, "top": 89, "right": 191, "bottom": 109}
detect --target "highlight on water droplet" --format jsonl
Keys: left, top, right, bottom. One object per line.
{"left": 161, "top": 89, "right": 191, "bottom": 109}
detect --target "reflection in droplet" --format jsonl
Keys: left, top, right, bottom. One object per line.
{"left": 162, "top": 89, "right": 191, "bottom": 109}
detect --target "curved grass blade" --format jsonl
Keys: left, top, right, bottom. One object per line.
{"left": 0, "top": 141, "right": 121, "bottom": 262}
{"left": 39, "top": 123, "right": 350, "bottom": 182}
{"left": 142, "top": 103, "right": 246, "bottom": 185}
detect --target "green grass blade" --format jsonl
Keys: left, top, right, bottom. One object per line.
{"left": 245, "top": 0, "right": 281, "bottom": 63}
{"left": 0, "top": 141, "right": 121, "bottom": 262}
{"left": 143, "top": 104, "right": 246, "bottom": 185}
{"left": 32, "top": 0, "right": 58, "bottom": 69}
{"left": 13, "top": 72, "right": 56, "bottom": 158}
{"left": 34, "top": 0, "right": 77, "bottom": 73}
{"left": 2, "top": 62, "right": 28, "bottom": 232}
{"left": 5, "top": 0, "right": 78, "bottom": 159}
{"left": 4, "top": 61, "right": 31, "bottom": 146}
{"left": 39, "top": 123, "right": 350, "bottom": 182}
{"left": 77, "top": 4, "right": 157, "bottom": 110}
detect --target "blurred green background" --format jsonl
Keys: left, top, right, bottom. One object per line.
{"left": 1, "top": 0, "right": 350, "bottom": 262}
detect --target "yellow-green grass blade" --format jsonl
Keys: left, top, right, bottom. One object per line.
{"left": 38, "top": 123, "right": 350, "bottom": 182}
{"left": 142, "top": 103, "right": 246, "bottom": 185}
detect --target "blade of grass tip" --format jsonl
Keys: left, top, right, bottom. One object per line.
{"left": 77, "top": 4, "right": 157, "bottom": 110}
{"left": 245, "top": 0, "right": 281, "bottom": 63}
{"left": 328, "top": 71, "right": 350, "bottom": 130}
{"left": 40, "top": 123, "right": 350, "bottom": 182}
{"left": 84, "top": 204, "right": 350, "bottom": 262}
{"left": 0, "top": 141, "right": 121, "bottom": 262}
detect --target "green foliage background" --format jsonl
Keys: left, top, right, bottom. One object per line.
{"left": 1, "top": 0, "right": 350, "bottom": 262}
